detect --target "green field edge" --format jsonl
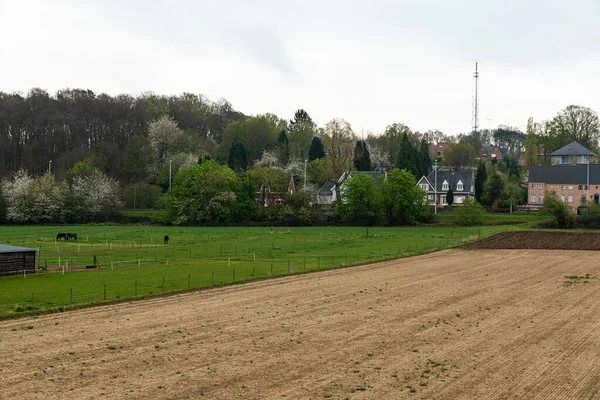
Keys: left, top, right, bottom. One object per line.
{"left": 0, "top": 240, "right": 475, "bottom": 322}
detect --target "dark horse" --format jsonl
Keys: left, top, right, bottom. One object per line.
{"left": 56, "top": 233, "right": 77, "bottom": 241}
{"left": 164, "top": 235, "right": 169, "bottom": 245}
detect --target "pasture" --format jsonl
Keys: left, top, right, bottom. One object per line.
{"left": 0, "top": 225, "right": 507, "bottom": 318}
{"left": 1, "top": 248, "right": 598, "bottom": 398}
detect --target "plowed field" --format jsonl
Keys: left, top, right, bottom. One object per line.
{"left": 1, "top": 249, "right": 599, "bottom": 399}
{"left": 462, "top": 230, "right": 600, "bottom": 250}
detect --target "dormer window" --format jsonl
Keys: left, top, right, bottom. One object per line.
{"left": 442, "top": 180, "right": 449, "bottom": 191}
{"left": 456, "top": 180, "right": 464, "bottom": 191}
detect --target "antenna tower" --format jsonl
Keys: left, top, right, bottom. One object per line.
{"left": 472, "top": 62, "right": 480, "bottom": 133}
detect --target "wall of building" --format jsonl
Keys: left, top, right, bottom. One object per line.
{"left": 528, "top": 182, "right": 600, "bottom": 211}
{"left": 0, "top": 252, "right": 36, "bottom": 276}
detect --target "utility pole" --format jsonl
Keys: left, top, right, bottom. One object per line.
{"left": 48, "top": 160, "right": 52, "bottom": 174}
{"left": 434, "top": 159, "right": 438, "bottom": 215}
{"left": 587, "top": 156, "right": 590, "bottom": 205}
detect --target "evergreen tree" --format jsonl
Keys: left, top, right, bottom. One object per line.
{"left": 487, "top": 173, "right": 505, "bottom": 207}
{"left": 396, "top": 133, "right": 419, "bottom": 177}
{"left": 228, "top": 140, "right": 249, "bottom": 173}
{"left": 446, "top": 188, "right": 454, "bottom": 206}
{"left": 418, "top": 139, "right": 432, "bottom": 177}
{"left": 474, "top": 160, "right": 487, "bottom": 203}
{"left": 277, "top": 130, "right": 290, "bottom": 165}
{"left": 308, "top": 136, "right": 326, "bottom": 161}
{"left": 353, "top": 140, "right": 372, "bottom": 171}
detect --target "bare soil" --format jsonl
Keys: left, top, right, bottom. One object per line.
{"left": 1, "top": 249, "right": 599, "bottom": 399}
{"left": 462, "top": 230, "right": 600, "bottom": 250}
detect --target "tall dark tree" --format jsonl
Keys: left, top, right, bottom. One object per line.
{"left": 308, "top": 136, "right": 326, "bottom": 161}
{"left": 353, "top": 140, "right": 372, "bottom": 171}
{"left": 396, "top": 133, "right": 419, "bottom": 177}
{"left": 487, "top": 173, "right": 505, "bottom": 207}
{"left": 277, "top": 130, "right": 290, "bottom": 165}
{"left": 418, "top": 139, "right": 432, "bottom": 177}
{"left": 446, "top": 188, "right": 454, "bottom": 206}
{"left": 474, "top": 160, "right": 487, "bottom": 203}
{"left": 228, "top": 140, "right": 249, "bottom": 173}
{"left": 289, "top": 109, "right": 313, "bottom": 128}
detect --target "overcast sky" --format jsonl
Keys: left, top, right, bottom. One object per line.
{"left": 1, "top": 0, "right": 599, "bottom": 136}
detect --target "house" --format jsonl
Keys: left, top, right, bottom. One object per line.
{"left": 416, "top": 169, "right": 475, "bottom": 207}
{"left": 315, "top": 170, "right": 387, "bottom": 206}
{"left": 528, "top": 164, "right": 600, "bottom": 212}
{"left": 550, "top": 142, "right": 595, "bottom": 165}
{"left": 0, "top": 245, "right": 37, "bottom": 276}
{"left": 256, "top": 177, "right": 296, "bottom": 208}
{"left": 429, "top": 142, "right": 451, "bottom": 160}
{"left": 480, "top": 145, "right": 508, "bottom": 161}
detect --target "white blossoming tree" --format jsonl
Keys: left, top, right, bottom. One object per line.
{"left": 72, "top": 171, "right": 123, "bottom": 220}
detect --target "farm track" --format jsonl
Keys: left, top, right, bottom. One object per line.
{"left": 1, "top": 249, "right": 599, "bottom": 399}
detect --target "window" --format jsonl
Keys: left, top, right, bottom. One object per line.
{"left": 531, "top": 195, "right": 537, "bottom": 203}
{"left": 539, "top": 195, "right": 544, "bottom": 203}
{"left": 562, "top": 185, "right": 566, "bottom": 190}
{"left": 579, "top": 185, "right": 584, "bottom": 190}
{"left": 456, "top": 180, "right": 463, "bottom": 191}
{"left": 442, "top": 180, "right": 449, "bottom": 191}
{"left": 531, "top": 184, "right": 536, "bottom": 189}
{"left": 568, "top": 185, "right": 573, "bottom": 190}
{"left": 275, "top": 198, "right": 284, "bottom": 205}
{"left": 561, "top": 195, "right": 566, "bottom": 202}
{"left": 539, "top": 184, "right": 544, "bottom": 189}
{"left": 568, "top": 195, "right": 573, "bottom": 203}
{"left": 420, "top": 184, "right": 428, "bottom": 191}
{"left": 561, "top": 155, "right": 569, "bottom": 164}
{"left": 585, "top": 185, "right": 589, "bottom": 190}
{"left": 581, "top": 195, "right": 587, "bottom": 203}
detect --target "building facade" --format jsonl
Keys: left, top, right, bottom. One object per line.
{"left": 416, "top": 169, "right": 475, "bottom": 207}
{"left": 528, "top": 165, "right": 600, "bottom": 212}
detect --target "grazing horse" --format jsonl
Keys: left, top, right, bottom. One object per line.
{"left": 164, "top": 235, "right": 169, "bottom": 245}
{"left": 56, "top": 233, "right": 68, "bottom": 241}
{"left": 66, "top": 233, "right": 78, "bottom": 241}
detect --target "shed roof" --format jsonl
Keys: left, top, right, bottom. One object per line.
{"left": 0, "top": 244, "right": 37, "bottom": 254}
{"left": 550, "top": 141, "right": 596, "bottom": 156}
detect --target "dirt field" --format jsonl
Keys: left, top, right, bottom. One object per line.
{"left": 1, "top": 249, "right": 599, "bottom": 399}
{"left": 462, "top": 230, "right": 600, "bottom": 250}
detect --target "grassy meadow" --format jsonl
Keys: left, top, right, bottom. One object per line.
{"left": 0, "top": 224, "right": 515, "bottom": 318}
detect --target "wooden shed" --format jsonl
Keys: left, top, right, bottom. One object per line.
{"left": 0, "top": 244, "right": 37, "bottom": 276}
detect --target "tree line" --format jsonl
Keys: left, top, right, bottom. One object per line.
{"left": 0, "top": 87, "right": 598, "bottom": 225}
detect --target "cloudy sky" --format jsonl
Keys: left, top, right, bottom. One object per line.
{"left": 1, "top": 0, "right": 599, "bottom": 135}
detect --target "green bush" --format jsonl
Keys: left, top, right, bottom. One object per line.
{"left": 456, "top": 198, "right": 485, "bottom": 226}
{"left": 542, "top": 195, "right": 575, "bottom": 228}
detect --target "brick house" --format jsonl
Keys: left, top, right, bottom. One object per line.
{"left": 429, "top": 142, "right": 451, "bottom": 160}
{"left": 528, "top": 165, "right": 600, "bottom": 212}
{"left": 416, "top": 169, "right": 475, "bottom": 207}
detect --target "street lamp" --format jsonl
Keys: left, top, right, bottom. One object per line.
{"left": 434, "top": 159, "right": 438, "bottom": 215}
{"left": 169, "top": 160, "right": 173, "bottom": 191}
{"left": 48, "top": 160, "right": 52, "bottom": 174}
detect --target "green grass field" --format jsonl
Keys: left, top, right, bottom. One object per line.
{"left": 0, "top": 225, "right": 514, "bottom": 319}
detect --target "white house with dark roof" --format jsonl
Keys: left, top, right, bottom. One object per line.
{"left": 315, "top": 170, "right": 387, "bottom": 206}
{"left": 416, "top": 169, "right": 475, "bottom": 207}
{"left": 550, "top": 141, "right": 596, "bottom": 165}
